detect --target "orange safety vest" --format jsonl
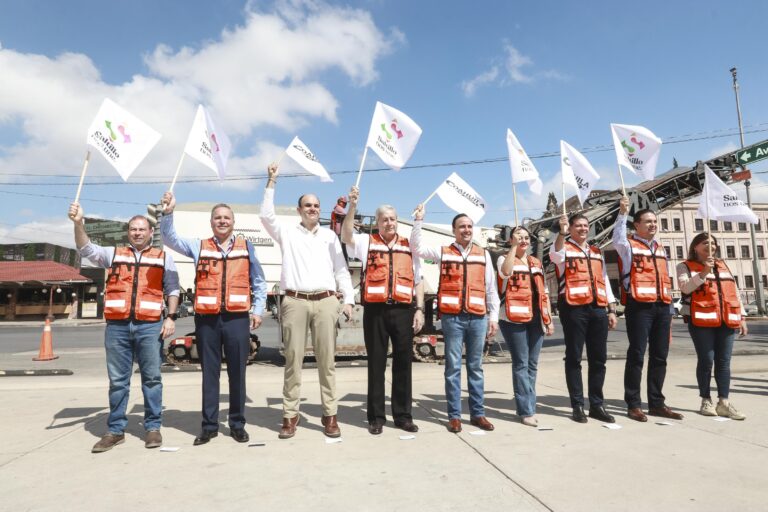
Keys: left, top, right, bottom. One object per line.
{"left": 194, "top": 237, "right": 252, "bottom": 314}
{"left": 499, "top": 255, "right": 552, "bottom": 325}
{"left": 104, "top": 246, "right": 165, "bottom": 322}
{"left": 438, "top": 244, "right": 487, "bottom": 316}
{"left": 362, "top": 234, "right": 415, "bottom": 304}
{"left": 555, "top": 240, "right": 609, "bottom": 307}
{"left": 682, "top": 259, "right": 742, "bottom": 328}
{"left": 619, "top": 237, "right": 672, "bottom": 305}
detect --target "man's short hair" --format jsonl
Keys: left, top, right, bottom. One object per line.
{"left": 452, "top": 213, "right": 472, "bottom": 229}
{"left": 375, "top": 204, "right": 397, "bottom": 222}
{"left": 633, "top": 208, "right": 656, "bottom": 223}
{"left": 128, "top": 215, "right": 152, "bottom": 229}
{"left": 568, "top": 213, "right": 589, "bottom": 226}
{"left": 297, "top": 194, "right": 319, "bottom": 207}
{"left": 210, "top": 203, "right": 234, "bottom": 219}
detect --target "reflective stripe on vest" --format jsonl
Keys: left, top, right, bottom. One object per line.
{"left": 501, "top": 255, "right": 552, "bottom": 325}
{"left": 194, "top": 237, "right": 252, "bottom": 314}
{"left": 362, "top": 234, "right": 415, "bottom": 304}
{"left": 104, "top": 246, "right": 165, "bottom": 321}
{"left": 619, "top": 237, "right": 672, "bottom": 304}
{"left": 556, "top": 240, "right": 608, "bottom": 307}
{"left": 438, "top": 244, "right": 487, "bottom": 315}
{"left": 682, "top": 259, "right": 742, "bottom": 328}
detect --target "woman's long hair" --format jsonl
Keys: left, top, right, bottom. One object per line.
{"left": 687, "top": 232, "right": 720, "bottom": 261}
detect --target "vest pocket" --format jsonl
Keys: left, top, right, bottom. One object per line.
{"left": 691, "top": 299, "right": 719, "bottom": 327}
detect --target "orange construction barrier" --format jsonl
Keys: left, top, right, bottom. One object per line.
{"left": 33, "top": 318, "right": 59, "bottom": 361}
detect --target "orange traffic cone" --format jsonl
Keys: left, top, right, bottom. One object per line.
{"left": 33, "top": 318, "right": 59, "bottom": 361}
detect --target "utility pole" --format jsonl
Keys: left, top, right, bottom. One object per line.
{"left": 731, "top": 67, "right": 765, "bottom": 315}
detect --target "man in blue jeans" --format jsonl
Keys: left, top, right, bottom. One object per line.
{"left": 69, "top": 202, "right": 179, "bottom": 453}
{"left": 412, "top": 205, "right": 499, "bottom": 433}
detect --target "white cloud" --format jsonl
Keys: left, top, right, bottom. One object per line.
{"left": 0, "top": 218, "right": 76, "bottom": 247}
{"left": 707, "top": 141, "right": 739, "bottom": 159}
{"left": 0, "top": 2, "right": 396, "bottom": 186}
{"left": 461, "top": 43, "right": 567, "bottom": 98}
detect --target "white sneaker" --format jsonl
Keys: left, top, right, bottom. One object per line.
{"left": 521, "top": 415, "right": 538, "bottom": 427}
{"left": 716, "top": 402, "right": 746, "bottom": 420}
{"left": 699, "top": 398, "right": 717, "bottom": 416}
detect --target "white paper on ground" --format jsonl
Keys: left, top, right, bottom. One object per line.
{"left": 469, "top": 430, "right": 487, "bottom": 436}
{"left": 537, "top": 426, "right": 554, "bottom": 431}
{"left": 712, "top": 417, "right": 731, "bottom": 422}
{"left": 602, "top": 423, "right": 622, "bottom": 430}
{"left": 399, "top": 435, "right": 416, "bottom": 440}
{"left": 655, "top": 421, "right": 674, "bottom": 426}
{"left": 248, "top": 442, "right": 266, "bottom": 447}
{"left": 325, "top": 437, "right": 344, "bottom": 444}
{"left": 159, "top": 447, "right": 180, "bottom": 452}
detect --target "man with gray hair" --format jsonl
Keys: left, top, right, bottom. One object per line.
{"left": 161, "top": 191, "right": 266, "bottom": 446}
{"left": 342, "top": 186, "right": 425, "bottom": 435}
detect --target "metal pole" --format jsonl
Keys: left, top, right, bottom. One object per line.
{"left": 731, "top": 67, "right": 765, "bottom": 315}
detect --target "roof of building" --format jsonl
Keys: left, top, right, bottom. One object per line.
{"left": 0, "top": 261, "right": 92, "bottom": 285}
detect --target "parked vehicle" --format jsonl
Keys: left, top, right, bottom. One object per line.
{"left": 672, "top": 298, "right": 683, "bottom": 317}
{"left": 178, "top": 300, "right": 192, "bottom": 318}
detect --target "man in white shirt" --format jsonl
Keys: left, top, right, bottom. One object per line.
{"left": 411, "top": 204, "right": 499, "bottom": 433}
{"left": 261, "top": 163, "right": 354, "bottom": 439}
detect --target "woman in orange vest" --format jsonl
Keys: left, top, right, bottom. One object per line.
{"left": 677, "top": 232, "right": 747, "bottom": 420}
{"left": 497, "top": 226, "right": 554, "bottom": 427}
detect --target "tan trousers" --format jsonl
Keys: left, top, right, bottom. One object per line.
{"left": 281, "top": 295, "right": 340, "bottom": 418}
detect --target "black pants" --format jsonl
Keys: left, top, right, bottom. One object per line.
{"left": 195, "top": 312, "right": 250, "bottom": 431}
{"left": 559, "top": 300, "right": 608, "bottom": 408}
{"left": 623, "top": 298, "right": 672, "bottom": 409}
{"left": 363, "top": 304, "right": 414, "bottom": 424}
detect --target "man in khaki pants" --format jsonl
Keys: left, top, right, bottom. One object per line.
{"left": 260, "top": 163, "right": 354, "bottom": 439}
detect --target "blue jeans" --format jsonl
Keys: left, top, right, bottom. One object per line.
{"left": 104, "top": 320, "right": 164, "bottom": 434}
{"left": 499, "top": 318, "right": 543, "bottom": 417}
{"left": 442, "top": 313, "right": 488, "bottom": 419}
{"left": 688, "top": 323, "right": 736, "bottom": 399}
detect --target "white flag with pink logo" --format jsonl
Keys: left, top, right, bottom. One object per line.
{"left": 697, "top": 164, "right": 758, "bottom": 223}
{"left": 183, "top": 105, "right": 232, "bottom": 179}
{"left": 611, "top": 123, "right": 663, "bottom": 181}
{"left": 365, "top": 101, "right": 422, "bottom": 170}
{"left": 86, "top": 98, "right": 161, "bottom": 181}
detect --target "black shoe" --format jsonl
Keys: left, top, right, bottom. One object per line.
{"left": 588, "top": 405, "right": 615, "bottom": 423}
{"left": 230, "top": 428, "right": 249, "bottom": 443}
{"left": 368, "top": 422, "right": 383, "bottom": 435}
{"left": 394, "top": 419, "right": 419, "bottom": 433}
{"left": 193, "top": 430, "right": 218, "bottom": 445}
{"left": 571, "top": 406, "right": 588, "bottom": 423}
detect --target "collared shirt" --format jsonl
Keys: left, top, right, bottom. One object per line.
{"left": 549, "top": 241, "right": 616, "bottom": 304}
{"left": 347, "top": 232, "right": 423, "bottom": 283}
{"left": 79, "top": 242, "right": 180, "bottom": 297}
{"left": 160, "top": 213, "right": 267, "bottom": 316}
{"left": 612, "top": 212, "right": 668, "bottom": 293}
{"left": 260, "top": 188, "right": 354, "bottom": 305}
{"left": 410, "top": 220, "right": 499, "bottom": 322}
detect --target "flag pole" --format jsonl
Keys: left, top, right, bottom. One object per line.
{"left": 512, "top": 182, "right": 519, "bottom": 226}
{"left": 275, "top": 150, "right": 286, "bottom": 168}
{"left": 618, "top": 164, "right": 627, "bottom": 196}
{"left": 354, "top": 147, "right": 369, "bottom": 188}
{"left": 561, "top": 179, "right": 566, "bottom": 216}
{"left": 74, "top": 151, "right": 91, "bottom": 204}
{"left": 169, "top": 153, "right": 185, "bottom": 193}
{"left": 412, "top": 187, "right": 439, "bottom": 218}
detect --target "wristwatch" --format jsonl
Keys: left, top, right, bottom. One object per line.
{"left": 168, "top": 313, "right": 178, "bottom": 321}
{"left": 414, "top": 306, "right": 424, "bottom": 312}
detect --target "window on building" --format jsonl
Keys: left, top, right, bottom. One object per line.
{"left": 670, "top": 276, "right": 675, "bottom": 290}
{"left": 741, "top": 245, "right": 750, "bottom": 259}
{"left": 745, "top": 275, "right": 754, "bottom": 289}
{"left": 694, "top": 218, "right": 704, "bottom": 231}
{"left": 710, "top": 220, "right": 718, "bottom": 232}
{"left": 673, "top": 218, "right": 681, "bottom": 231}
{"left": 675, "top": 246, "right": 684, "bottom": 259}
{"left": 763, "top": 275, "right": 768, "bottom": 288}
{"left": 663, "top": 245, "right": 671, "bottom": 258}
{"left": 726, "top": 245, "right": 735, "bottom": 258}
{"left": 758, "top": 219, "right": 763, "bottom": 231}
{"left": 734, "top": 275, "right": 739, "bottom": 287}
{"left": 758, "top": 245, "right": 765, "bottom": 259}
{"left": 660, "top": 218, "right": 669, "bottom": 231}
{"left": 738, "top": 222, "right": 747, "bottom": 232}
{"left": 724, "top": 221, "right": 733, "bottom": 231}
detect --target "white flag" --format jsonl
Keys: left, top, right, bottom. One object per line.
{"left": 434, "top": 172, "right": 486, "bottom": 223}
{"left": 561, "top": 140, "right": 600, "bottom": 207}
{"left": 86, "top": 98, "right": 161, "bottom": 180}
{"left": 365, "top": 101, "right": 422, "bottom": 170}
{"left": 611, "top": 123, "right": 662, "bottom": 181}
{"left": 697, "top": 164, "right": 758, "bottom": 223}
{"left": 506, "top": 129, "right": 543, "bottom": 195}
{"left": 183, "top": 105, "right": 231, "bottom": 179}
{"left": 284, "top": 136, "right": 332, "bottom": 182}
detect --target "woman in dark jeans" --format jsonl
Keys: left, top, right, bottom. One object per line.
{"left": 677, "top": 232, "right": 747, "bottom": 420}
{"left": 497, "top": 227, "right": 554, "bottom": 427}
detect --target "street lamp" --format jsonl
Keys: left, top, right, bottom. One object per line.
{"left": 730, "top": 67, "right": 765, "bottom": 315}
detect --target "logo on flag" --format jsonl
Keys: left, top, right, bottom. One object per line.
{"left": 366, "top": 102, "right": 422, "bottom": 170}
{"left": 183, "top": 105, "right": 231, "bottom": 179}
{"left": 434, "top": 172, "right": 486, "bottom": 223}
{"left": 561, "top": 140, "right": 600, "bottom": 207}
{"left": 611, "top": 123, "right": 662, "bottom": 181}
{"left": 284, "top": 136, "right": 332, "bottom": 182}
{"left": 506, "top": 129, "right": 543, "bottom": 195}
{"left": 697, "top": 164, "right": 758, "bottom": 224}
{"left": 87, "top": 98, "right": 161, "bottom": 181}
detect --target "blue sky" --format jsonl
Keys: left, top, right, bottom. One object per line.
{"left": 2, "top": 0, "right": 768, "bottom": 246}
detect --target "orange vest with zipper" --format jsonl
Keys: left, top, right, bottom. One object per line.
{"left": 438, "top": 244, "right": 487, "bottom": 315}
{"left": 555, "top": 240, "right": 609, "bottom": 307}
{"left": 682, "top": 259, "right": 742, "bottom": 328}
{"left": 362, "top": 234, "right": 415, "bottom": 304}
{"left": 619, "top": 237, "right": 672, "bottom": 305}
{"left": 194, "top": 237, "right": 251, "bottom": 314}
{"left": 500, "top": 255, "right": 551, "bottom": 325}
{"left": 104, "top": 246, "right": 165, "bottom": 321}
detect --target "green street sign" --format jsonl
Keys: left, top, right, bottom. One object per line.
{"left": 736, "top": 140, "right": 768, "bottom": 165}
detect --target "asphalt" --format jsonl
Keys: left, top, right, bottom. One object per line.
{"left": 0, "top": 342, "right": 766, "bottom": 511}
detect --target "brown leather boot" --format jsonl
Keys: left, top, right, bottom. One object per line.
{"left": 279, "top": 416, "right": 299, "bottom": 439}
{"left": 321, "top": 415, "right": 341, "bottom": 438}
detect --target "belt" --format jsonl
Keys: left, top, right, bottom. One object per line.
{"left": 285, "top": 290, "right": 335, "bottom": 301}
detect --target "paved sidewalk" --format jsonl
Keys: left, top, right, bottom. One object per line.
{"left": 0, "top": 352, "right": 766, "bottom": 511}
